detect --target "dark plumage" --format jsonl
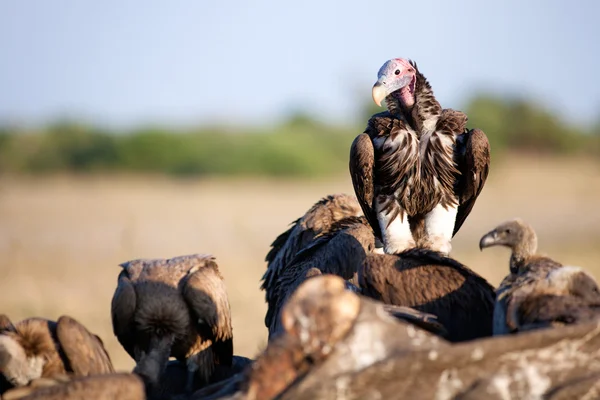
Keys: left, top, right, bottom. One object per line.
{"left": 0, "top": 315, "right": 114, "bottom": 394}
{"left": 265, "top": 215, "right": 375, "bottom": 338}
{"left": 350, "top": 58, "right": 490, "bottom": 255}
{"left": 110, "top": 253, "right": 233, "bottom": 393}
{"left": 358, "top": 248, "right": 496, "bottom": 341}
{"left": 261, "top": 194, "right": 363, "bottom": 314}
{"left": 480, "top": 218, "right": 600, "bottom": 334}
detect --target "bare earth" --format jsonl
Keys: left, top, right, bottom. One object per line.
{"left": 1, "top": 154, "right": 599, "bottom": 371}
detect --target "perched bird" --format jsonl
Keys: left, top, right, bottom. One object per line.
{"left": 350, "top": 58, "right": 490, "bottom": 255}
{"left": 265, "top": 216, "right": 375, "bottom": 338}
{"left": 261, "top": 195, "right": 365, "bottom": 329}
{"left": 111, "top": 254, "right": 233, "bottom": 393}
{"left": 358, "top": 248, "right": 496, "bottom": 341}
{"left": 0, "top": 315, "right": 114, "bottom": 395}
{"left": 480, "top": 219, "right": 600, "bottom": 334}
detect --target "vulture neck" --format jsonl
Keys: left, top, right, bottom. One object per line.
{"left": 509, "top": 231, "right": 538, "bottom": 274}
{"left": 388, "top": 70, "right": 442, "bottom": 137}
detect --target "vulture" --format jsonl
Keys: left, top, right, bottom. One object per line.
{"left": 111, "top": 253, "right": 233, "bottom": 393}
{"left": 358, "top": 248, "right": 496, "bottom": 341}
{"left": 350, "top": 57, "right": 490, "bottom": 255}
{"left": 265, "top": 215, "right": 375, "bottom": 338}
{"left": 261, "top": 194, "right": 364, "bottom": 325}
{"left": 265, "top": 215, "right": 445, "bottom": 339}
{"left": 480, "top": 218, "right": 600, "bottom": 334}
{"left": 0, "top": 315, "right": 114, "bottom": 395}
{"left": 1, "top": 373, "right": 145, "bottom": 400}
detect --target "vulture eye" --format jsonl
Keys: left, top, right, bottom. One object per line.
{"left": 505, "top": 229, "right": 512, "bottom": 234}
{"left": 394, "top": 69, "right": 401, "bottom": 75}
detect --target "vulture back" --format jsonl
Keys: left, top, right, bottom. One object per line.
{"left": 359, "top": 249, "right": 495, "bottom": 341}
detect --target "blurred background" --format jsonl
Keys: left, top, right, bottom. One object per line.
{"left": 1, "top": 0, "right": 600, "bottom": 371}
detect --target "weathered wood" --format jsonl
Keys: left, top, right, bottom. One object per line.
{"left": 1, "top": 373, "right": 145, "bottom": 400}
{"left": 193, "top": 275, "right": 446, "bottom": 400}
{"left": 279, "top": 321, "right": 600, "bottom": 399}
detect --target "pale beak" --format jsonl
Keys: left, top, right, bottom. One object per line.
{"left": 479, "top": 231, "right": 498, "bottom": 251}
{"left": 372, "top": 81, "right": 387, "bottom": 107}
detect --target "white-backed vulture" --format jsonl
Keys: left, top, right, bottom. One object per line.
{"left": 261, "top": 194, "right": 364, "bottom": 327}
{"left": 480, "top": 218, "right": 600, "bottom": 334}
{"left": 1, "top": 373, "right": 145, "bottom": 400}
{"left": 350, "top": 58, "right": 490, "bottom": 255}
{"left": 358, "top": 248, "right": 496, "bottom": 341}
{"left": 0, "top": 315, "right": 114, "bottom": 395}
{"left": 265, "top": 216, "right": 375, "bottom": 338}
{"left": 111, "top": 253, "right": 233, "bottom": 393}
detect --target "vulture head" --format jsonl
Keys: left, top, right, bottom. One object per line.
{"left": 479, "top": 218, "right": 538, "bottom": 273}
{"left": 372, "top": 58, "right": 416, "bottom": 108}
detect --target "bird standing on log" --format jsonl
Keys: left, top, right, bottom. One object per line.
{"left": 350, "top": 58, "right": 490, "bottom": 255}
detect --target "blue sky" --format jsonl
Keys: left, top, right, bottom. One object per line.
{"left": 0, "top": 0, "right": 598, "bottom": 128}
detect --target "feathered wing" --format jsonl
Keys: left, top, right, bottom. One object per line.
{"left": 453, "top": 127, "right": 490, "bottom": 236}
{"left": 182, "top": 256, "right": 233, "bottom": 367}
{"left": 55, "top": 316, "right": 114, "bottom": 376}
{"left": 267, "top": 217, "right": 375, "bottom": 337}
{"left": 110, "top": 267, "right": 138, "bottom": 360}
{"left": 0, "top": 314, "right": 16, "bottom": 333}
{"left": 349, "top": 133, "right": 379, "bottom": 239}
{"left": 358, "top": 248, "right": 496, "bottom": 341}
{"left": 261, "top": 194, "right": 362, "bottom": 327}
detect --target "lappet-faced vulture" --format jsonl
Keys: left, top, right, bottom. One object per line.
{"left": 110, "top": 254, "right": 233, "bottom": 393}
{"left": 350, "top": 58, "right": 490, "bottom": 255}
{"left": 0, "top": 315, "right": 114, "bottom": 395}
{"left": 480, "top": 218, "right": 600, "bottom": 334}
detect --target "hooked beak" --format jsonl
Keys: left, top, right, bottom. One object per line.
{"left": 479, "top": 231, "right": 498, "bottom": 251}
{"left": 371, "top": 74, "right": 413, "bottom": 107}
{"left": 372, "top": 81, "right": 387, "bottom": 107}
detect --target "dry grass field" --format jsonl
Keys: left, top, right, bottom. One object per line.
{"left": 1, "top": 154, "right": 600, "bottom": 371}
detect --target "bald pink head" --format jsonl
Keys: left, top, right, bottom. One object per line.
{"left": 372, "top": 58, "right": 416, "bottom": 108}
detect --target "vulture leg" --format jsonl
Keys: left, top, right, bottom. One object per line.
{"left": 424, "top": 203, "right": 458, "bottom": 255}
{"left": 376, "top": 198, "right": 415, "bottom": 254}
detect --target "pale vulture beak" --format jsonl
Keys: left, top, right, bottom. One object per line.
{"left": 479, "top": 231, "right": 498, "bottom": 251}
{"left": 372, "top": 81, "right": 387, "bottom": 107}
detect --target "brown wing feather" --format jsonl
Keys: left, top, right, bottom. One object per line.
{"left": 261, "top": 194, "right": 362, "bottom": 328}
{"left": 453, "top": 128, "right": 490, "bottom": 236}
{"left": 0, "top": 314, "right": 16, "bottom": 333}
{"left": 349, "top": 133, "right": 380, "bottom": 238}
{"left": 110, "top": 269, "right": 138, "bottom": 360}
{"left": 182, "top": 257, "right": 233, "bottom": 366}
{"left": 55, "top": 316, "right": 114, "bottom": 376}
{"left": 358, "top": 249, "right": 495, "bottom": 342}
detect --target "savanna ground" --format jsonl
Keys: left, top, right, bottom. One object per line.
{"left": 1, "top": 154, "right": 599, "bottom": 371}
